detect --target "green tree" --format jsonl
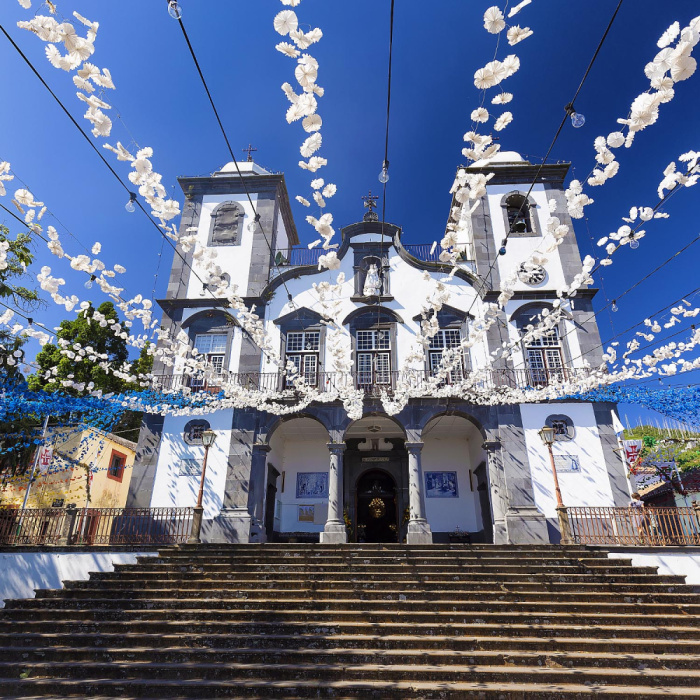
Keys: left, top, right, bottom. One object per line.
{"left": 28, "top": 301, "right": 129, "bottom": 394}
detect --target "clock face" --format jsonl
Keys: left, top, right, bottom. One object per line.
{"left": 518, "top": 263, "right": 546, "bottom": 286}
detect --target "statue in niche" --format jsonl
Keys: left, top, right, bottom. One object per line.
{"left": 363, "top": 263, "right": 382, "bottom": 296}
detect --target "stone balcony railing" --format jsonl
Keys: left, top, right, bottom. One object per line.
{"left": 150, "top": 367, "right": 595, "bottom": 397}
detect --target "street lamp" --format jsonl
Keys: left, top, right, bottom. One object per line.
{"left": 538, "top": 425, "right": 572, "bottom": 544}
{"left": 188, "top": 429, "right": 217, "bottom": 544}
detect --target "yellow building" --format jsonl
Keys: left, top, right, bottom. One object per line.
{"left": 0, "top": 428, "right": 136, "bottom": 509}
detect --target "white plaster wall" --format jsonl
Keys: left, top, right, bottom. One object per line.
{"left": 422, "top": 437, "right": 483, "bottom": 532}
{"left": 271, "top": 438, "right": 329, "bottom": 534}
{"left": 607, "top": 549, "right": 700, "bottom": 585}
{"left": 150, "top": 410, "right": 233, "bottom": 518}
{"left": 186, "top": 193, "right": 259, "bottom": 299}
{"left": 276, "top": 209, "right": 289, "bottom": 254}
{"left": 520, "top": 402, "right": 615, "bottom": 519}
{"left": 486, "top": 183, "right": 569, "bottom": 293}
{"left": 261, "top": 236, "right": 488, "bottom": 374}
{"left": 0, "top": 551, "right": 158, "bottom": 607}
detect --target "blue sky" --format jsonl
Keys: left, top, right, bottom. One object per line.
{"left": 0, "top": 0, "right": 698, "bottom": 426}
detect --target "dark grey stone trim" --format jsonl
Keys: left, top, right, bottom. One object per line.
{"left": 593, "top": 402, "right": 631, "bottom": 507}
{"left": 126, "top": 414, "right": 164, "bottom": 508}
{"left": 164, "top": 196, "right": 200, "bottom": 301}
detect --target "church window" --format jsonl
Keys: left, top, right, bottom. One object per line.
{"left": 525, "top": 327, "right": 565, "bottom": 385}
{"left": 285, "top": 331, "right": 320, "bottom": 386}
{"left": 504, "top": 193, "right": 534, "bottom": 235}
{"left": 209, "top": 202, "right": 243, "bottom": 246}
{"left": 356, "top": 329, "right": 392, "bottom": 387}
{"left": 193, "top": 334, "right": 227, "bottom": 387}
{"left": 428, "top": 329, "right": 464, "bottom": 382}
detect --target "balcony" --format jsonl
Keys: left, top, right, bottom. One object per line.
{"left": 271, "top": 242, "right": 475, "bottom": 273}
{"left": 150, "top": 366, "right": 594, "bottom": 397}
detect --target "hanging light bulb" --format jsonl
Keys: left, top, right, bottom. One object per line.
{"left": 248, "top": 214, "right": 261, "bottom": 233}
{"left": 565, "top": 102, "right": 585, "bottom": 128}
{"left": 629, "top": 238, "right": 640, "bottom": 249}
{"left": 125, "top": 192, "right": 137, "bottom": 213}
{"left": 611, "top": 300, "right": 619, "bottom": 313}
{"left": 499, "top": 239, "right": 507, "bottom": 256}
{"left": 167, "top": 0, "right": 182, "bottom": 19}
{"left": 378, "top": 159, "right": 390, "bottom": 184}
{"left": 84, "top": 274, "right": 96, "bottom": 290}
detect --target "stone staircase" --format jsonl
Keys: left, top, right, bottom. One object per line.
{"left": 1, "top": 543, "right": 700, "bottom": 698}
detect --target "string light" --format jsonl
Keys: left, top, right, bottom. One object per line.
{"left": 565, "top": 102, "right": 585, "bottom": 128}
{"left": 378, "top": 160, "right": 390, "bottom": 184}
{"left": 630, "top": 239, "right": 640, "bottom": 249}
{"left": 167, "top": 0, "right": 182, "bottom": 20}
{"left": 84, "top": 274, "right": 96, "bottom": 290}
{"left": 611, "top": 299, "right": 619, "bottom": 313}
{"left": 124, "top": 192, "right": 137, "bottom": 213}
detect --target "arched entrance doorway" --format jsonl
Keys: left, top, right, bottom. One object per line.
{"left": 355, "top": 469, "right": 398, "bottom": 543}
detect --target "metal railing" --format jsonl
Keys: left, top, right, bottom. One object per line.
{"left": 150, "top": 366, "right": 594, "bottom": 396}
{"left": 0, "top": 507, "right": 194, "bottom": 546}
{"left": 569, "top": 506, "right": 700, "bottom": 546}
{"left": 272, "top": 242, "right": 476, "bottom": 269}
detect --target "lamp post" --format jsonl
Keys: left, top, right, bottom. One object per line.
{"left": 538, "top": 425, "right": 572, "bottom": 545}
{"left": 188, "top": 429, "right": 217, "bottom": 544}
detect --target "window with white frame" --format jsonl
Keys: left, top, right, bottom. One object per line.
{"left": 428, "top": 329, "right": 464, "bottom": 382}
{"left": 524, "top": 327, "right": 564, "bottom": 384}
{"left": 356, "top": 329, "right": 391, "bottom": 385}
{"left": 285, "top": 331, "right": 320, "bottom": 385}
{"left": 194, "top": 333, "right": 227, "bottom": 375}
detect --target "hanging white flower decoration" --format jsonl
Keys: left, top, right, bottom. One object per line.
{"left": 493, "top": 111, "right": 513, "bottom": 131}
{"left": 281, "top": 0, "right": 301, "bottom": 6}
{"left": 294, "top": 62, "right": 317, "bottom": 87}
{"left": 470, "top": 107, "right": 489, "bottom": 123}
{"left": 275, "top": 42, "right": 300, "bottom": 58}
{"left": 310, "top": 178, "right": 324, "bottom": 189}
{"left": 657, "top": 21, "right": 680, "bottom": 48}
{"left": 273, "top": 10, "right": 298, "bottom": 36}
{"left": 45, "top": 44, "right": 81, "bottom": 71}
{"left": 483, "top": 7, "right": 506, "bottom": 34}
{"left": 302, "top": 114, "right": 322, "bottom": 132}
{"left": 606, "top": 131, "right": 625, "bottom": 148}
{"left": 296, "top": 195, "right": 311, "bottom": 207}
{"left": 474, "top": 65, "right": 497, "bottom": 90}
{"left": 300, "top": 133, "right": 322, "bottom": 158}
{"left": 286, "top": 102, "right": 305, "bottom": 123}
{"left": 297, "top": 93, "right": 318, "bottom": 116}
{"left": 322, "top": 183, "right": 337, "bottom": 198}
{"left": 491, "top": 92, "right": 513, "bottom": 105}
{"left": 318, "top": 251, "right": 340, "bottom": 271}
{"left": 313, "top": 191, "right": 326, "bottom": 208}
{"left": 507, "top": 26, "right": 533, "bottom": 46}
{"left": 91, "top": 242, "right": 101, "bottom": 255}
{"left": 502, "top": 54, "right": 520, "bottom": 77}
{"left": 508, "top": 0, "right": 531, "bottom": 18}
{"left": 17, "top": 0, "right": 32, "bottom": 9}
{"left": 671, "top": 55, "right": 697, "bottom": 82}
{"left": 299, "top": 156, "right": 327, "bottom": 172}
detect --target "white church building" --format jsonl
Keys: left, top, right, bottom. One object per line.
{"left": 128, "top": 152, "right": 630, "bottom": 545}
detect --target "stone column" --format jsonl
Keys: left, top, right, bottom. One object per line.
{"left": 320, "top": 442, "right": 347, "bottom": 544}
{"left": 248, "top": 443, "right": 270, "bottom": 543}
{"left": 405, "top": 441, "right": 433, "bottom": 544}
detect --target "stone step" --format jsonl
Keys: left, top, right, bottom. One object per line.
{"left": 62, "top": 577, "right": 691, "bottom": 594}
{"left": 84, "top": 570, "right": 683, "bottom": 584}
{"left": 8, "top": 596, "right": 700, "bottom": 617}
{"left": 4, "top": 619, "right": 699, "bottom": 640}
{"left": 5, "top": 644, "right": 700, "bottom": 671}
{"left": 5, "top": 604, "right": 700, "bottom": 627}
{"left": 3, "top": 631, "right": 700, "bottom": 656}
{"left": 36, "top": 586, "right": 700, "bottom": 605}
{"left": 2, "top": 677, "right": 699, "bottom": 699}
{"left": 2, "top": 660, "right": 700, "bottom": 688}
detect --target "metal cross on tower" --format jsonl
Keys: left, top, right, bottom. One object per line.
{"left": 243, "top": 144, "right": 257, "bottom": 162}
{"left": 362, "top": 190, "right": 379, "bottom": 222}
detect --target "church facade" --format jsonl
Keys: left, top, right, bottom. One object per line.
{"left": 127, "top": 153, "right": 630, "bottom": 545}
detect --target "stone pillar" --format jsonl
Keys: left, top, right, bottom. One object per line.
{"left": 320, "top": 442, "right": 347, "bottom": 544}
{"left": 483, "top": 440, "right": 508, "bottom": 544}
{"left": 405, "top": 441, "right": 433, "bottom": 544}
{"left": 248, "top": 443, "right": 270, "bottom": 543}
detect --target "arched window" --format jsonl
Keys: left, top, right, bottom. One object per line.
{"left": 503, "top": 192, "right": 535, "bottom": 236}
{"left": 209, "top": 201, "right": 244, "bottom": 246}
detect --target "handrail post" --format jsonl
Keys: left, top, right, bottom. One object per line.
{"left": 556, "top": 506, "right": 573, "bottom": 545}
{"left": 188, "top": 505, "right": 204, "bottom": 544}
{"left": 58, "top": 506, "right": 78, "bottom": 546}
